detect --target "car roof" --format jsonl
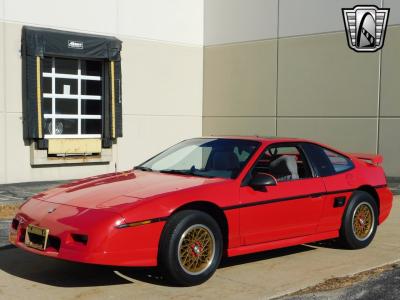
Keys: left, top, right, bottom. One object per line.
{"left": 194, "top": 136, "right": 351, "bottom": 158}
{"left": 202, "top": 135, "right": 306, "bottom": 143}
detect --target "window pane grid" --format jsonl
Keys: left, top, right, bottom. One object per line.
{"left": 43, "top": 72, "right": 101, "bottom": 81}
{"left": 43, "top": 57, "right": 102, "bottom": 138}
{"left": 77, "top": 59, "right": 81, "bottom": 135}
{"left": 44, "top": 114, "right": 101, "bottom": 119}
{"left": 43, "top": 94, "right": 101, "bottom": 100}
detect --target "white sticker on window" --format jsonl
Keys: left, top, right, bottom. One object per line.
{"left": 63, "top": 85, "right": 70, "bottom": 95}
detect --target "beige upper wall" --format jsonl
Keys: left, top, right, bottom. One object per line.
{"left": 0, "top": 113, "right": 5, "bottom": 183}
{"left": 277, "top": 118, "right": 378, "bottom": 153}
{"left": 121, "top": 38, "right": 203, "bottom": 117}
{"left": 117, "top": 115, "right": 202, "bottom": 170}
{"left": 117, "top": 0, "right": 204, "bottom": 45}
{"left": 2, "top": 1, "right": 399, "bottom": 46}
{"left": 203, "top": 39, "right": 277, "bottom": 117}
{"left": 380, "top": 26, "right": 400, "bottom": 116}
{"left": 378, "top": 25, "right": 400, "bottom": 176}
{"left": 3, "top": 22, "right": 21, "bottom": 113}
{"left": 204, "top": 0, "right": 278, "bottom": 45}
{"left": 0, "top": 22, "right": 3, "bottom": 183}
{"left": 0, "top": 0, "right": 3, "bottom": 20}
{"left": 3, "top": 0, "right": 118, "bottom": 34}
{"left": 2, "top": 0, "right": 204, "bottom": 45}
{"left": 0, "top": 21, "right": 4, "bottom": 113}
{"left": 386, "top": 0, "right": 400, "bottom": 25}
{"left": 204, "top": 0, "right": 399, "bottom": 45}
{"left": 203, "top": 116, "right": 276, "bottom": 137}
{"left": 278, "top": 32, "right": 380, "bottom": 117}
{"left": 279, "top": 0, "right": 380, "bottom": 38}
{"left": 118, "top": 29, "right": 204, "bottom": 170}
{"left": 379, "top": 118, "right": 400, "bottom": 176}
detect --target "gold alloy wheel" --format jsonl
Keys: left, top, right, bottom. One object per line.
{"left": 352, "top": 202, "right": 374, "bottom": 241}
{"left": 178, "top": 224, "right": 215, "bottom": 275}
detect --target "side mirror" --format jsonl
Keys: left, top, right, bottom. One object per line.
{"left": 249, "top": 173, "right": 277, "bottom": 191}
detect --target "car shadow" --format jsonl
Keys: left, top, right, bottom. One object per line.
{"left": 0, "top": 243, "right": 318, "bottom": 288}
{"left": 114, "top": 244, "right": 317, "bottom": 287}
{"left": 0, "top": 245, "right": 131, "bottom": 287}
{"left": 307, "top": 239, "right": 350, "bottom": 250}
{"left": 219, "top": 244, "right": 315, "bottom": 268}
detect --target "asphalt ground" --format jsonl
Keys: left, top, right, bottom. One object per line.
{"left": 282, "top": 264, "right": 400, "bottom": 300}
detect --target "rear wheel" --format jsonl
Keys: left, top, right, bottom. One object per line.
{"left": 158, "top": 210, "right": 222, "bottom": 286}
{"left": 340, "top": 191, "right": 378, "bottom": 249}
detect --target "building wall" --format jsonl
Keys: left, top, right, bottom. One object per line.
{"left": 0, "top": 0, "right": 204, "bottom": 183}
{"left": 203, "top": 0, "right": 400, "bottom": 176}
{"left": 0, "top": 20, "right": 5, "bottom": 183}
{"left": 0, "top": 0, "right": 400, "bottom": 183}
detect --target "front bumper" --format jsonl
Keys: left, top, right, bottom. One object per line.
{"left": 9, "top": 198, "right": 165, "bottom": 267}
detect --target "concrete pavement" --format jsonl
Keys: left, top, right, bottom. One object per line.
{"left": 0, "top": 196, "right": 398, "bottom": 299}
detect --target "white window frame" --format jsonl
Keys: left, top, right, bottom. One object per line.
{"left": 43, "top": 58, "right": 102, "bottom": 139}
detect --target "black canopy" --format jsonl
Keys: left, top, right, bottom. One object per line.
{"left": 22, "top": 26, "right": 122, "bottom": 60}
{"left": 21, "top": 26, "right": 123, "bottom": 142}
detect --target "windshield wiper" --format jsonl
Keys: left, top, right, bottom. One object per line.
{"left": 159, "top": 169, "right": 215, "bottom": 178}
{"left": 133, "top": 166, "right": 153, "bottom": 172}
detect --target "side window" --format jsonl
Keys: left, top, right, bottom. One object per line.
{"left": 301, "top": 143, "right": 353, "bottom": 176}
{"left": 253, "top": 145, "right": 312, "bottom": 182}
{"left": 323, "top": 149, "right": 354, "bottom": 173}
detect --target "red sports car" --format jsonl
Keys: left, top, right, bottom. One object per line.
{"left": 9, "top": 137, "right": 393, "bottom": 285}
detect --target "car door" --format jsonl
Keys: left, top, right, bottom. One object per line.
{"left": 239, "top": 143, "right": 326, "bottom": 246}
{"left": 300, "top": 142, "right": 357, "bottom": 233}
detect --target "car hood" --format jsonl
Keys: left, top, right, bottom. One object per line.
{"left": 32, "top": 170, "right": 226, "bottom": 209}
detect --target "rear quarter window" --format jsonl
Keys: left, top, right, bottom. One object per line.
{"left": 323, "top": 148, "right": 354, "bottom": 173}
{"left": 301, "top": 143, "right": 354, "bottom": 176}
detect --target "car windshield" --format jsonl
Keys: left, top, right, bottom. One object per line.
{"left": 137, "top": 138, "right": 261, "bottom": 179}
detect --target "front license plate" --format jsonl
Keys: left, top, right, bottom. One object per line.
{"left": 25, "top": 224, "right": 49, "bottom": 251}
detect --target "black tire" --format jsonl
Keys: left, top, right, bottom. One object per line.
{"left": 339, "top": 191, "right": 378, "bottom": 249}
{"left": 158, "top": 210, "right": 223, "bottom": 286}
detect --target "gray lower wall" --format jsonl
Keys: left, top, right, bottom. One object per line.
{"left": 203, "top": 26, "right": 400, "bottom": 176}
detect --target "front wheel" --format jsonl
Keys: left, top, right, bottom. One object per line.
{"left": 158, "top": 210, "right": 223, "bottom": 286}
{"left": 340, "top": 191, "right": 378, "bottom": 249}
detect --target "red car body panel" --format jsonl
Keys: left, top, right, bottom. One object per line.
{"left": 9, "top": 137, "right": 393, "bottom": 267}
